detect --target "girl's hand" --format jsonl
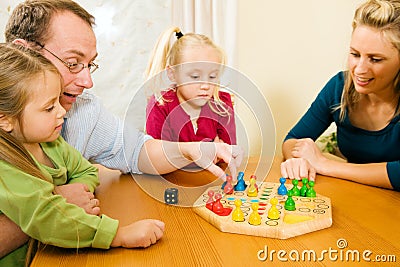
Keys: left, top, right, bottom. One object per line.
{"left": 111, "top": 219, "right": 165, "bottom": 248}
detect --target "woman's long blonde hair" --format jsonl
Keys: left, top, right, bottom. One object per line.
{"left": 339, "top": 0, "right": 400, "bottom": 121}
{"left": 145, "top": 26, "right": 231, "bottom": 117}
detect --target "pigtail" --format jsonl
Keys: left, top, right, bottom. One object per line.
{"left": 145, "top": 26, "right": 182, "bottom": 80}
{"left": 144, "top": 27, "right": 183, "bottom": 104}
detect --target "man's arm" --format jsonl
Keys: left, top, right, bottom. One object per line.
{"left": 138, "top": 139, "right": 243, "bottom": 180}
{"left": 0, "top": 214, "right": 29, "bottom": 258}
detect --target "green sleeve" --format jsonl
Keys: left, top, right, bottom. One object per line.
{"left": 0, "top": 162, "right": 118, "bottom": 249}
{"left": 42, "top": 137, "right": 99, "bottom": 192}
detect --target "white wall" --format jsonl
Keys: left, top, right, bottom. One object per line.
{"left": 237, "top": 0, "right": 364, "bottom": 154}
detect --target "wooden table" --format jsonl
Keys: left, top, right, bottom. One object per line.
{"left": 31, "top": 156, "right": 400, "bottom": 266}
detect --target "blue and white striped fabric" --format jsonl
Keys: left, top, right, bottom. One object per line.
{"left": 61, "top": 90, "right": 152, "bottom": 174}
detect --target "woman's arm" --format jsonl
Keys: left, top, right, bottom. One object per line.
{"left": 282, "top": 138, "right": 297, "bottom": 160}
{"left": 318, "top": 159, "right": 392, "bottom": 189}
{"left": 290, "top": 138, "right": 393, "bottom": 189}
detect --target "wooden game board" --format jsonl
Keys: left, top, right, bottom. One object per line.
{"left": 193, "top": 182, "right": 332, "bottom": 239}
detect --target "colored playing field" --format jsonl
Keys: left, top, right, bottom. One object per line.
{"left": 193, "top": 180, "right": 332, "bottom": 239}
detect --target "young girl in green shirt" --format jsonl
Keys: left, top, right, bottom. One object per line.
{"left": 0, "top": 44, "right": 164, "bottom": 267}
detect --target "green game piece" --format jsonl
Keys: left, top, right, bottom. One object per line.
{"left": 291, "top": 179, "right": 300, "bottom": 196}
{"left": 300, "top": 178, "right": 308, "bottom": 197}
{"left": 306, "top": 181, "right": 316, "bottom": 198}
{"left": 284, "top": 190, "right": 296, "bottom": 211}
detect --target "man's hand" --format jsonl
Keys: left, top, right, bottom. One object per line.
{"left": 54, "top": 183, "right": 100, "bottom": 215}
{"left": 186, "top": 142, "right": 243, "bottom": 181}
{"left": 138, "top": 139, "right": 244, "bottom": 179}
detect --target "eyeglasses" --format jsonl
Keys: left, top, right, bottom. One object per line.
{"left": 35, "top": 42, "right": 99, "bottom": 74}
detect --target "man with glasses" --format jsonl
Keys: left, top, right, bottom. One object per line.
{"left": 1, "top": 0, "right": 243, "bottom": 260}
{"left": 35, "top": 41, "right": 99, "bottom": 74}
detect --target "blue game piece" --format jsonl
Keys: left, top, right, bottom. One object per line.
{"left": 234, "top": 171, "right": 247, "bottom": 191}
{"left": 278, "top": 177, "right": 288, "bottom": 195}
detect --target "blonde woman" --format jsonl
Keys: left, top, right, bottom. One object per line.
{"left": 281, "top": 0, "right": 400, "bottom": 191}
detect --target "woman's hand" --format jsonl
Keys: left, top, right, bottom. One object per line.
{"left": 291, "top": 138, "right": 327, "bottom": 172}
{"left": 280, "top": 157, "right": 316, "bottom": 181}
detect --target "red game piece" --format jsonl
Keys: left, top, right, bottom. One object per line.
{"left": 206, "top": 190, "right": 215, "bottom": 210}
{"left": 212, "top": 193, "right": 224, "bottom": 215}
{"left": 223, "top": 175, "right": 234, "bottom": 194}
{"left": 211, "top": 193, "right": 232, "bottom": 216}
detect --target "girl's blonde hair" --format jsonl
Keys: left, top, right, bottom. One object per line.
{"left": 145, "top": 26, "right": 231, "bottom": 117}
{"left": 339, "top": 0, "right": 400, "bottom": 120}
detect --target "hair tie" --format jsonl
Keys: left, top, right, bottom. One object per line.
{"left": 176, "top": 31, "right": 184, "bottom": 39}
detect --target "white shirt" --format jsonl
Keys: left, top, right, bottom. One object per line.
{"left": 61, "top": 90, "right": 151, "bottom": 173}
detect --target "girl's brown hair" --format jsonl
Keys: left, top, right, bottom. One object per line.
{"left": 0, "top": 43, "right": 61, "bottom": 182}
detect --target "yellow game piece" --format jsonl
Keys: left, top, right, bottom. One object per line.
{"left": 247, "top": 178, "right": 258, "bottom": 197}
{"left": 248, "top": 202, "right": 261, "bottom": 225}
{"left": 267, "top": 198, "right": 280, "bottom": 220}
{"left": 232, "top": 199, "right": 245, "bottom": 222}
